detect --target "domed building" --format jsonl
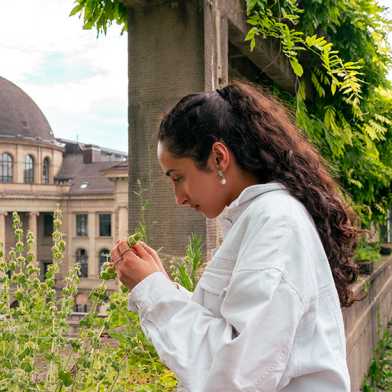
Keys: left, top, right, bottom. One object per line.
{"left": 0, "top": 76, "right": 129, "bottom": 310}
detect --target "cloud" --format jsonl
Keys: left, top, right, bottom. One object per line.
{"left": 0, "top": 0, "right": 128, "bottom": 152}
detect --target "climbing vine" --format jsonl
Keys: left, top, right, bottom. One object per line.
{"left": 244, "top": 0, "right": 392, "bottom": 227}
{"left": 69, "top": 0, "right": 392, "bottom": 227}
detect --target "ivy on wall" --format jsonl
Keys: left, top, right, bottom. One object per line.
{"left": 245, "top": 0, "right": 392, "bottom": 227}
{"left": 70, "top": 0, "right": 392, "bottom": 227}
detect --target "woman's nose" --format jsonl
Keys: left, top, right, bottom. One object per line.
{"left": 175, "top": 190, "right": 188, "bottom": 206}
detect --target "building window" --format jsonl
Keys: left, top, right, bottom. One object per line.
{"left": 42, "top": 157, "right": 50, "bottom": 184}
{"left": 99, "top": 214, "right": 111, "bottom": 237}
{"left": 74, "top": 303, "right": 88, "bottom": 313}
{"left": 43, "top": 213, "right": 53, "bottom": 237}
{"left": 76, "top": 248, "right": 88, "bottom": 278}
{"left": 76, "top": 214, "right": 88, "bottom": 236}
{"left": 0, "top": 152, "right": 13, "bottom": 183}
{"left": 24, "top": 154, "right": 34, "bottom": 184}
{"left": 40, "top": 260, "right": 52, "bottom": 281}
{"left": 99, "top": 248, "right": 110, "bottom": 272}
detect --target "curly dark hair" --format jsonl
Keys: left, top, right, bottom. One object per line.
{"left": 158, "top": 81, "right": 360, "bottom": 307}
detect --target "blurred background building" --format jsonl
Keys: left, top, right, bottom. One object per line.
{"left": 0, "top": 76, "right": 128, "bottom": 310}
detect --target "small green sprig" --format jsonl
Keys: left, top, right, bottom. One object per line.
{"left": 127, "top": 232, "right": 144, "bottom": 248}
{"left": 100, "top": 263, "right": 117, "bottom": 280}
{"left": 99, "top": 231, "right": 144, "bottom": 281}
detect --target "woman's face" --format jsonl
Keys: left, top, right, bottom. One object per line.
{"left": 157, "top": 141, "right": 229, "bottom": 219}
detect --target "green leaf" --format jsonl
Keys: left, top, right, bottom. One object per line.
{"left": 69, "top": 3, "right": 84, "bottom": 17}
{"left": 59, "top": 370, "right": 73, "bottom": 386}
{"left": 289, "top": 58, "right": 303, "bottom": 77}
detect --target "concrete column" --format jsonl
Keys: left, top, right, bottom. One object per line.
{"left": 0, "top": 212, "right": 8, "bottom": 251}
{"left": 88, "top": 212, "right": 96, "bottom": 278}
{"left": 28, "top": 212, "right": 39, "bottom": 264}
{"left": 127, "top": 0, "right": 227, "bottom": 257}
{"left": 118, "top": 206, "right": 128, "bottom": 241}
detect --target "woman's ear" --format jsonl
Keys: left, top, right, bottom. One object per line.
{"left": 211, "top": 142, "right": 230, "bottom": 171}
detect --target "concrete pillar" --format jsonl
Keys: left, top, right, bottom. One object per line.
{"left": 0, "top": 211, "right": 8, "bottom": 251}
{"left": 28, "top": 212, "right": 39, "bottom": 263}
{"left": 127, "top": 0, "right": 227, "bottom": 257}
{"left": 88, "top": 212, "right": 96, "bottom": 277}
{"left": 118, "top": 206, "right": 128, "bottom": 241}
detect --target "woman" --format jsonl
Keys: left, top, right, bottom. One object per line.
{"left": 111, "top": 81, "right": 359, "bottom": 391}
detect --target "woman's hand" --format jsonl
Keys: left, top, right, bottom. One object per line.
{"left": 111, "top": 240, "right": 169, "bottom": 291}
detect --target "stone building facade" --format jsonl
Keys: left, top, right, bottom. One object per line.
{"left": 0, "top": 76, "right": 129, "bottom": 309}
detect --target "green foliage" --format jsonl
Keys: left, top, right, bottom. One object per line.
{"left": 100, "top": 229, "right": 145, "bottom": 281}
{"left": 245, "top": 0, "right": 392, "bottom": 229}
{"left": 69, "top": 0, "right": 127, "bottom": 36}
{"left": 362, "top": 326, "right": 392, "bottom": 391}
{"left": 0, "top": 202, "right": 205, "bottom": 390}
{"left": 0, "top": 209, "right": 177, "bottom": 391}
{"left": 354, "top": 239, "right": 381, "bottom": 263}
{"left": 171, "top": 234, "right": 204, "bottom": 292}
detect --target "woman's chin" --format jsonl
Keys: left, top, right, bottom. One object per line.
{"left": 194, "top": 205, "right": 224, "bottom": 219}
{"left": 203, "top": 209, "right": 221, "bottom": 220}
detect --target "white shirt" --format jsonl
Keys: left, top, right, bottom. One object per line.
{"left": 128, "top": 182, "right": 351, "bottom": 391}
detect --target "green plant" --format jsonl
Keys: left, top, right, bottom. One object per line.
{"left": 362, "top": 327, "right": 392, "bottom": 391}
{"left": 244, "top": 0, "right": 392, "bottom": 230}
{"left": 100, "top": 229, "right": 145, "bottom": 281}
{"left": 171, "top": 234, "right": 204, "bottom": 292}
{"left": 69, "top": 0, "right": 127, "bottom": 36}
{"left": 354, "top": 240, "right": 381, "bottom": 263}
{"left": 0, "top": 209, "right": 177, "bottom": 391}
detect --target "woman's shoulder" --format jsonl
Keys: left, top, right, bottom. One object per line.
{"left": 246, "top": 188, "right": 313, "bottom": 229}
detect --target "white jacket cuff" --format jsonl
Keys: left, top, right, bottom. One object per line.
{"left": 127, "top": 272, "right": 190, "bottom": 313}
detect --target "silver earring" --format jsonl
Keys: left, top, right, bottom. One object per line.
{"left": 217, "top": 169, "right": 226, "bottom": 185}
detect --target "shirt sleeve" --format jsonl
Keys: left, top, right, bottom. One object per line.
{"left": 127, "top": 274, "right": 192, "bottom": 312}
{"left": 128, "top": 222, "right": 306, "bottom": 392}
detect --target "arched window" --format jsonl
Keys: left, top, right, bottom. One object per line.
{"left": 24, "top": 155, "right": 34, "bottom": 184}
{"left": 76, "top": 248, "right": 88, "bottom": 278}
{"left": 42, "top": 157, "right": 50, "bottom": 184}
{"left": 99, "top": 248, "right": 110, "bottom": 272}
{"left": 0, "top": 153, "right": 13, "bottom": 183}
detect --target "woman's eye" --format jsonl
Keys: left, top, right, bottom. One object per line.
{"left": 173, "top": 176, "right": 183, "bottom": 183}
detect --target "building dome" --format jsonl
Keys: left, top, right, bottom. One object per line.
{"left": 0, "top": 76, "right": 54, "bottom": 142}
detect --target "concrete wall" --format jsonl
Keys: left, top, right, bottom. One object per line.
{"left": 127, "top": 1, "right": 208, "bottom": 256}
{"left": 343, "top": 257, "right": 392, "bottom": 391}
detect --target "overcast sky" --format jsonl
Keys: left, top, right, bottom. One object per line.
{"left": 0, "top": 0, "right": 128, "bottom": 152}
{"left": 0, "top": 1, "right": 391, "bottom": 154}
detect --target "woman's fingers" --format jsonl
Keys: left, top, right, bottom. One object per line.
{"left": 117, "top": 240, "right": 131, "bottom": 257}
{"left": 111, "top": 244, "right": 121, "bottom": 264}
{"left": 111, "top": 240, "right": 169, "bottom": 278}
{"left": 140, "top": 241, "right": 159, "bottom": 262}
{"left": 132, "top": 242, "right": 152, "bottom": 261}
{"left": 111, "top": 240, "right": 131, "bottom": 266}
{"left": 139, "top": 241, "right": 170, "bottom": 278}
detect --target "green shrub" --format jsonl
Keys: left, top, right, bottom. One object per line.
{"left": 0, "top": 208, "right": 177, "bottom": 391}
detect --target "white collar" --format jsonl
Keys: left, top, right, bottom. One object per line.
{"left": 217, "top": 182, "right": 286, "bottom": 237}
